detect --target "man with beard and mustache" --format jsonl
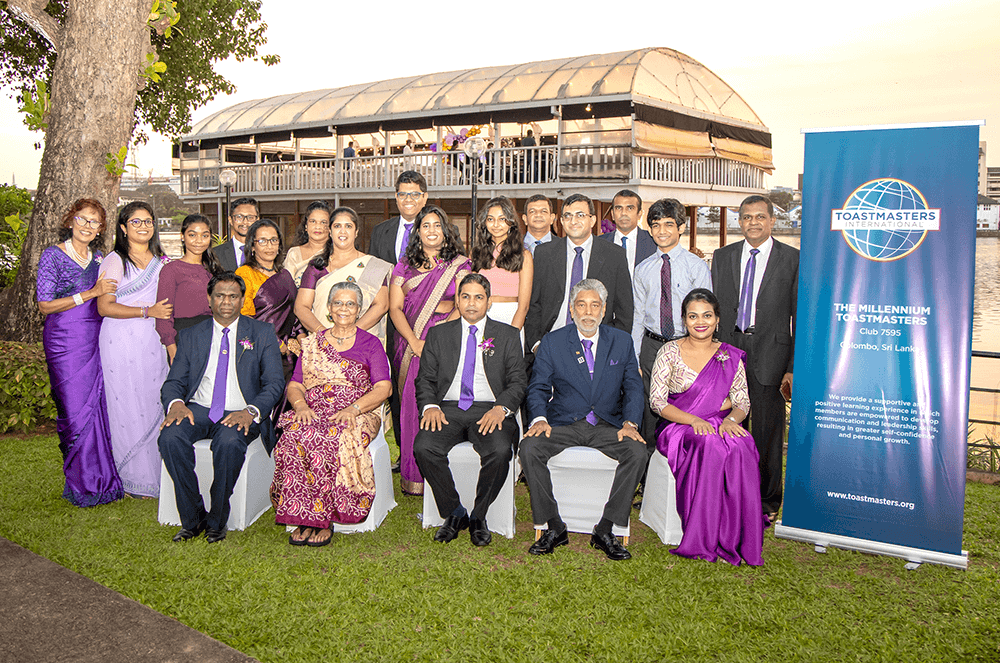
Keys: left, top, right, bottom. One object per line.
{"left": 519, "top": 279, "right": 645, "bottom": 561}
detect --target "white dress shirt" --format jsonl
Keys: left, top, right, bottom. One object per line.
{"left": 524, "top": 231, "right": 552, "bottom": 256}
{"left": 191, "top": 319, "right": 249, "bottom": 414}
{"left": 739, "top": 237, "right": 774, "bottom": 329}
{"left": 613, "top": 228, "right": 639, "bottom": 276}
{"left": 424, "top": 317, "right": 496, "bottom": 411}
{"left": 233, "top": 237, "right": 246, "bottom": 267}
{"left": 553, "top": 234, "right": 594, "bottom": 333}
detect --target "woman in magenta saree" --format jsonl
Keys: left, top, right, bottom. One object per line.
{"left": 649, "top": 289, "right": 766, "bottom": 566}
{"left": 388, "top": 206, "right": 471, "bottom": 495}
{"left": 36, "top": 199, "right": 123, "bottom": 507}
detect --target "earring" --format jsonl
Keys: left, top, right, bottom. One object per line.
{"left": 326, "top": 313, "right": 334, "bottom": 322}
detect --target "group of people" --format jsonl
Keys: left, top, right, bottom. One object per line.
{"left": 36, "top": 170, "right": 797, "bottom": 565}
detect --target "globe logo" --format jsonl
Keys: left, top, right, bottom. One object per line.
{"left": 831, "top": 179, "right": 938, "bottom": 262}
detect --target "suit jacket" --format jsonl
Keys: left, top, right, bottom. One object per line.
{"left": 527, "top": 324, "right": 643, "bottom": 428}
{"left": 524, "top": 236, "right": 633, "bottom": 351}
{"left": 160, "top": 315, "right": 286, "bottom": 452}
{"left": 711, "top": 238, "right": 798, "bottom": 385}
{"left": 212, "top": 238, "right": 239, "bottom": 273}
{"left": 368, "top": 216, "right": 402, "bottom": 265}
{"left": 415, "top": 317, "right": 526, "bottom": 414}
{"left": 598, "top": 228, "right": 656, "bottom": 270}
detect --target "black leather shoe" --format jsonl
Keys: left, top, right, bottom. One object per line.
{"left": 590, "top": 530, "right": 631, "bottom": 560}
{"left": 206, "top": 528, "right": 227, "bottom": 544}
{"left": 469, "top": 518, "right": 491, "bottom": 547}
{"left": 528, "top": 528, "right": 568, "bottom": 555}
{"left": 433, "top": 513, "right": 469, "bottom": 543}
{"left": 172, "top": 520, "right": 206, "bottom": 542}
{"left": 390, "top": 460, "right": 401, "bottom": 473}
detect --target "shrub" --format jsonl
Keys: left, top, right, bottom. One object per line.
{"left": 0, "top": 341, "right": 57, "bottom": 433}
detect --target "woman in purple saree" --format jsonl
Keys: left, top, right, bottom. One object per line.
{"left": 649, "top": 288, "right": 766, "bottom": 566}
{"left": 388, "top": 206, "right": 471, "bottom": 494}
{"left": 36, "top": 199, "right": 123, "bottom": 507}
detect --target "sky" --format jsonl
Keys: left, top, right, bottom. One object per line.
{"left": 2, "top": 0, "right": 998, "bottom": 191}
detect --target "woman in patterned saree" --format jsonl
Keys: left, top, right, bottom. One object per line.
{"left": 388, "top": 205, "right": 471, "bottom": 495}
{"left": 271, "top": 282, "right": 392, "bottom": 547}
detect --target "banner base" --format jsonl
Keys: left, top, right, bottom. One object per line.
{"left": 774, "top": 522, "right": 968, "bottom": 570}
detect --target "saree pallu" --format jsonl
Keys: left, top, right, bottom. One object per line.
{"left": 655, "top": 343, "right": 765, "bottom": 566}
{"left": 271, "top": 334, "right": 381, "bottom": 526}
{"left": 312, "top": 255, "right": 392, "bottom": 348}
{"left": 391, "top": 256, "right": 471, "bottom": 494}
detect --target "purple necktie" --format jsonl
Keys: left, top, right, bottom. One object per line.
{"left": 208, "top": 327, "right": 230, "bottom": 422}
{"left": 239, "top": 244, "right": 245, "bottom": 266}
{"left": 566, "top": 246, "right": 584, "bottom": 325}
{"left": 581, "top": 339, "right": 598, "bottom": 425}
{"left": 660, "top": 253, "right": 673, "bottom": 339}
{"left": 458, "top": 324, "right": 477, "bottom": 410}
{"left": 737, "top": 248, "right": 760, "bottom": 332}
{"left": 401, "top": 223, "right": 413, "bottom": 257}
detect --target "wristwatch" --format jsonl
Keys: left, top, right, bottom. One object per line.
{"left": 623, "top": 420, "right": 638, "bottom": 429}
{"left": 727, "top": 416, "right": 737, "bottom": 423}
{"left": 501, "top": 406, "right": 513, "bottom": 418}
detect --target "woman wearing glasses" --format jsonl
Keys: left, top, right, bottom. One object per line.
{"left": 236, "top": 219, "right": 298, "bottom": 375}
{"left": 156, "top": 214, "right": 222, "bottom": 363}
{"left": 36, "top": 199, "right": 123, "bottom": 507}
{"left": 283, "top": 201, "right": 332, "bottom": 287}
{"left": 470, "top": 196, "right": 533, "bottom": 333}
{"left": 96, "top": 201, "right": 174, "bottom": 498}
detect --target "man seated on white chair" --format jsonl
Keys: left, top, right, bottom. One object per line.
{"left": 158, "top": 272, "right": 284, "bottom": 543}
{"left": 520, "top": 278, "right": 646, "bottom": 560}
{"left": 413, "top": 273, "right": 526, "bottom": 546}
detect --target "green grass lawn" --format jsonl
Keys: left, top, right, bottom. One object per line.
{"left": 1, "top": 433, "right": 998, "bottom": 662}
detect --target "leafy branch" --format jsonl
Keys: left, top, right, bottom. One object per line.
{"left": 18, "top": 78, "right": 49, "bottom": 132}
{"left": 147, "top": 0, "right": 179, "bottom": 38}
{"left": 104, "top": 145, "right": 139, "bottom": 179}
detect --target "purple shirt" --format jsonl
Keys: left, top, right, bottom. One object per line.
{"left": 155, "top": 260, "right": 212, "bottom": 346}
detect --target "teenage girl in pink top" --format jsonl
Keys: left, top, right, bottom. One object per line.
{"left": 470, "top": 196, "right": 533, "bottom": 331}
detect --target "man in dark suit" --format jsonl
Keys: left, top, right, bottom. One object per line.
{"left": 413, "top": 274, "right": 526, "bottom": 547}
{"left": 520, "top": 279, "right": 646, "bottom": 561}
{"left": 712, "top": 195, "right": 798, "bottom": 521}
{"left": 212, "top": 197, "right": 259, "bottom": 272}
{"left": 598, "top": 189, "right": 656, "bottom": 277}
{"left": 368, "top": 170, "right": 429, "bottom": 466}
{"left": 524, "top": 193, "right": 633, "bottom": 355}
{"left": 158, "top": 272, "right": 285, "bottom": 543}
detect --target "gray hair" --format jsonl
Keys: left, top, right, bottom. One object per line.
{"left": 327, "top": 281, "right": 364, "bottom": 310}
{"left": 570, "top": 278, "right": 608, "bottom": 307}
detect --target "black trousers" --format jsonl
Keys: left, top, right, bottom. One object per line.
{"left": 518, "top": 419, "right": 646, "bottom": 528}
{"left": 732, "top": 330, "right": 787, "bottom": 514}
{"left": 158, "top": 403, "right": 260, "bottom": 531}
{"left": 413, "top": 402, "right": 517, "bottom": 521}
{"left": 638, "top": 333, "right": 667, "bottom": 451}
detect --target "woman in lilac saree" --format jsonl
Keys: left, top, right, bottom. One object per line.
{"left": 36, "top": 199, "right": 123, "bottom": 507}
{"left": 388, "top": 206, "right": 471, "bottom": 494}
{"left": 649, "top": 289, "right": 766, "bottom": 566}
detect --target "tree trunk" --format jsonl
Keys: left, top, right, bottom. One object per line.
{"left": 0, "top": 0, "right": 149, "bottom": 341}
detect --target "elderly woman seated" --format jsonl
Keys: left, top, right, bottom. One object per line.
{"left": 270, "top": 281, "right": 392, "bottom": 547}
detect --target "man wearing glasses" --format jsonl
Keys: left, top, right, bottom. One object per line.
{"left": 525, "top": 193, "right": 633, "bottom": 355}
{"left": 213, "top": 197, "right": 259, "bottom": 272}
{"left": 598, "top": 189, "right": 656, "bottom": 278}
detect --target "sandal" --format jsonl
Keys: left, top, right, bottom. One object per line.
{"left": 289, "top": 526, "right": 313, "bottom": 546}
{"left": 306, "top": 528, "right": 332, "bottom": 547}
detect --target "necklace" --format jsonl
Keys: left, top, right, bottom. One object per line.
{"left": 327, "top": 328, "right": 357, "bottom": 344}
{"left": 65, "top": 239, "right": 91, "bottom": 268}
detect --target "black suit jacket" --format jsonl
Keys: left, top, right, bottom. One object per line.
{"left": 368, "top": 216, "right": 402, "bottom": 265}
{"left": 524, "top": 236, "right": 633, "bottom": 352}
{"left": 711, "top": 238, "right": 798, "bottom": 385}
{"left": 415, "top": 317, "right": 526, "bottom": 414}
{"left": 160, "top": 316, "right": 286, "bottom": 452}
{"left": 598, "top": 228, "right": 656, "bottom": 270}
{"left": 212, "top": 238, "right": 240, "bottom": 273}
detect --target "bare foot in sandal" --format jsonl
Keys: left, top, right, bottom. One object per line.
{"left": 289, "top": 526, "right": 313, "bottom": 546}
{"left": 306, "top": 528, "right": 332, "bottom": 547}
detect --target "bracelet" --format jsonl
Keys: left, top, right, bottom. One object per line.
{"left": 351, "top": 403, "right": 361, "bottom": 413}
{"left": 72, "top": 293, "right": 84, "bottom": 306}
{"left": 291, "top": 399, "right": 305, "bottom": 406}
{"left": 141, "top": 306, "right": 148, "bottom": 319}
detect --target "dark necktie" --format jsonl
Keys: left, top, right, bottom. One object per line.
{"left": 238, "top": 244, "right": 245, "bottom": 266}
{"left": 458, "top": 324, "right": 477, "bottom": 410}
{"left": 581, "top": 339, "right": 598, "bottom": 425}
{"left": 737, "top": 248, "right": 760, "bottom": 332}
{"left": 566, "top": 246, "right": 584, "bottom": 325}
{"left": 660, "top": 253, "right": 673, "bottom": 339}
{"left": 621, "top": 236, "right": 627, "bottom": 250}
{"left": 401, "top": 223, "right": 413, "bottom": 256}
{"left": 208, "top": 327, "right": 230, "bottom": 422}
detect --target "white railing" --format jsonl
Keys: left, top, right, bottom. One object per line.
{"left": 632, "top": 155, "right": 766, "bottom": 189}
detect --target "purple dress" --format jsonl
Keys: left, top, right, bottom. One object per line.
{"left": 649, "top": 341, "right": 765, "bottom": 566}
{"left": 98, "top": 253, "right": 169, "bottom": 497}
{"left": 37, "top": 246, "right": 123, "bottom": 507}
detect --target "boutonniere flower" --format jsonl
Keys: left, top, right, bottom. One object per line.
{"left": 94, "top": 254, "right": 102, "bottom": 264}
{"left": 716, "top": 350, "right": 730, "bottom": 364}
{"left": 479, "top": 337, "right": 495, "bottom": 357}
{"left": 160, "top": 255, "right": 171, "bottom": 265}
{"left": 239, "top": 338, "right": 254, "bottom": 352}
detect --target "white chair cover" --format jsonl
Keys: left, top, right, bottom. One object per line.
{"left": 534, "top": 446, "right": 629, "bottom": 538}
{"left": 638, "top": 450, "right": 684, "bottom": 545}
{"left": 332, "top": 428, "right": 397, "bottom": 533}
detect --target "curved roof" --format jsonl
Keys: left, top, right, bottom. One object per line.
{"left": 185, "top": 48, "right": 766, "bottom": 142}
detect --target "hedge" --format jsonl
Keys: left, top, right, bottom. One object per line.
{"left": 0, "top": 341, "right": 57, "bottom": 433}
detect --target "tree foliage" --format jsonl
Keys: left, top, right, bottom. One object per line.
{"left": 0, "top": 0, "right": 279, "bottom": 140}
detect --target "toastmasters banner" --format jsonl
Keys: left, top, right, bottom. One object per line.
{"left": 776, "top": 122, "right": 981, "bottom": 568}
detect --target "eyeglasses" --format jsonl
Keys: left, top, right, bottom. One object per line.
{"left": 396, "top": 191, "right": 425, "bottom": 200}
{"left": 127, "top": 218, "right": 155, "bottom": 227}
{"left": 73, "top": 216, "right": 102, "bottom": 228}
{"left": 561, "top": 211, "right": 592, "bottom": 221}
{"left": 254, "top": 237, "right": 280, "bottom": 246}
{"left": 232, "top": 214, "right": 259, "bottom": 222}
{"left": 485, "top": 216, "right": 509, "bottom": 225}
{"left": 330, "top": 300, "right": 359, "bottom": 309}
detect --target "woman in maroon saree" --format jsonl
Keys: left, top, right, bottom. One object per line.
{"left": 388, "top": 206, "right": 471, "bottom": 495}
{"left": 649, "top": 288, "right": 766, "bottom": 566}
